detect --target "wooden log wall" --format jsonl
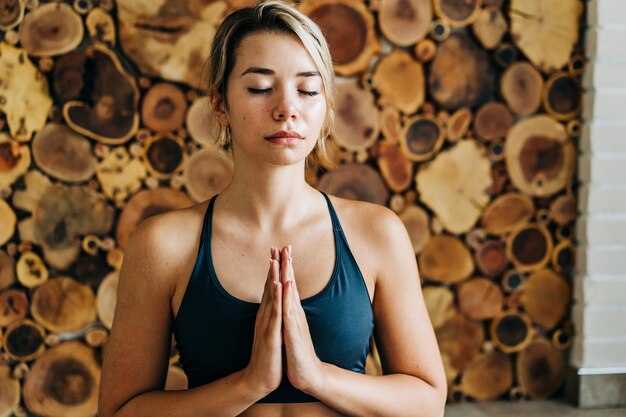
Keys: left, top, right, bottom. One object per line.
{"left": 0, "top": 0, "right": 584, "bottom": 414}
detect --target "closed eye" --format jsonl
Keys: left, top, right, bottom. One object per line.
{"left": 247, "top": 88, "right": 320, "bottom": 97}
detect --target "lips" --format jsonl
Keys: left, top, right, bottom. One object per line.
{"left": 264, "top": 130, "right": 304, "bottom": 140}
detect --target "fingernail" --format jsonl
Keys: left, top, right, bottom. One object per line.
{"left": 288, "top": 244, "right": 292, "bottom": 255}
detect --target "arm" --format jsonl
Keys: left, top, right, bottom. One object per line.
{"left": 98, "top": 214, "right": 282, "bottom": 417}
{"left": 302, "top": 207, "right": 447, "bottom": 417}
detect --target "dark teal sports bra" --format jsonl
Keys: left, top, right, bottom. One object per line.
{"left": 173, "top": 191, "right": 374, "bottom": 403}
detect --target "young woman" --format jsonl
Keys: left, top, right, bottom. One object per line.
{"left": 98, "top": 2, "right": 447, "bottom": 416}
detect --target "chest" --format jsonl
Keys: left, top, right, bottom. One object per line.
{"left": 210, "top": 223, "right": 339, "bottom": 303}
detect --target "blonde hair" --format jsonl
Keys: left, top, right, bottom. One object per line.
{"left": 203, "top": 0, "right": 335, "bottom": 158}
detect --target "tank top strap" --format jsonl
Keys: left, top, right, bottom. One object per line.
{"left": 320, "top": 191, "right": 342, "bottom": 232}
{"left": 204, "top": 194, "right": 218, "bottom": 239}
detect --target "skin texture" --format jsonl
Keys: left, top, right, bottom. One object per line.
{"left": 98, "top": 32, "right": 447, "bottom": 417}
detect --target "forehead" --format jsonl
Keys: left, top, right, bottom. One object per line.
{"left": 234, "top": 32, "right": 319, "bottom": 73}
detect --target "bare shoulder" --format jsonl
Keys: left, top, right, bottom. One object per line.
{"left": 326, "top": 194, "right": 408, "bottom": 247}
{"left": 121, "top": 201, "right": 209, "bottom": 292}
{"left": 325, "top": 194, "right": 412, "bottom": 280}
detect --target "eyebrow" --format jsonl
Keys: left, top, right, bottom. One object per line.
{"left": 240, "top": 67, "right": 320, "bottom": 77}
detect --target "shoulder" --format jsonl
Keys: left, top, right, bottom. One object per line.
{"left": 121, "top": 201, "right": 209, "bottom": 290}
{"left": 327, "top": 194, "right": 409, "bottom": 246}
{"left": 326, "top": 194, "right": 413, "bottom": 278}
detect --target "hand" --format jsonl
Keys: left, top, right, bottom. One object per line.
{"left": 280, "top": 245, "right": 325, "bottom": 393}
{"left": 243, "top": 247, "right": 283, "bottom": 396}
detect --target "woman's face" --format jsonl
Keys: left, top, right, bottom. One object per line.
{"left": 220, "top": 31, "right": 327, "bottom": 166}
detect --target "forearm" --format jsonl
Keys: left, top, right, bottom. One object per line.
{"left": 114, "top": 369, "right": 262, "bottom": 417}
{"left": 307, "top": 363, "right": 446, "bottom": 417}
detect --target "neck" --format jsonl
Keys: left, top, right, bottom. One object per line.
{"left": 216, "top": 151, "right": 318, "bottom": 233}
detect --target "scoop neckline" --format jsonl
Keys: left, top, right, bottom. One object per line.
{"left": 205, "top": 193, "right": 341, "bottom": 308}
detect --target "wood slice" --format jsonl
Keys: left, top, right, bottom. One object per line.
{"left": 317, "top": 163, "right": 389, "bottom": 205}
{"left": 475, "top": 240, "right": 508, "bottom": 277}
{"left": 521, "top": 269, "right": 570, "bottom": 330}
{"left": 429, "top": 33, "right": 493, "bottom": 110}
{"left": 489, "top": 309, "right": 534, "bottom": 353}
{"left": 3, "top": 318, "right": 46, "bottom": 361}
{"left": 430, "top": 19, "right": 451, "bottom": 42}
{"left": 31, "top": 276, "right": 97, "bottom": 333}
{"left": 472, "top": 7, "right": 507, "bottom": 49}
{"left": 465, "top": 227, "right": 486, "bottom": 251}
{"left": 543, "top": 72, "right": 582, "bottom": 121}
{"left": 416, "top": 140, "right": 492, "bottom": 234}
{"left": 458, "top": 277, "right": 504, "bottom": 321}
{"left": 85, "top": 7, "right": 116, "bottom": 45}
{"left": 116, "top": 188, "right": 193, "bottom": 248}
{"left": 16, "top": 251, "right": 49, "bottom": 288}
{"left": 73, "top": 253, "right": 110, "bottom": 287}
{"left": 0, "top": 198, "right": 16, "bottom": 245}
{"left": 461, "top": 351, "right": 513, "bottom": 401}
{"left": 299, "top": 0, "right": 379, "bottom": 76}
{"left": 334, "top": 80, "right": 379, "bottom": 151}
{"left": 96, "top": 147, "right": 147, "bottom": 203}
{"left": 0, "top": 249, "right": 15, "bottom": 290}
{"left": 31, "top": 122, "right": 97, "bottom": 183}
{"left": 0, "top": 0, "right": 24, "bottom": 31}
{"left": 52, "top": 51, "right": 87, "bottom": 104}
{"left": 509, "top": 0, "right": 583, "bottom": 73}
{"left": 376, "top": 141, "right": 413, "bottom": 193}
{"left": 186, "top": 96, "right": 214, "bottom": 146}
{"left": 84, "top": 326, "right": 109, "bottom": 348}
{"left": 96, "top": 271, "right": 119, "bottom": 330}
{"left": 143, "top": 134, "right": 187, "bottom": 179}
{"left": 398, "top": 204, "right": 431, "bottom": 255}
{"left": 13, "top": 171, "right": 115, "bottom": 270}
{"left": 183, "top": 148, "right": 233, "bottom": 203}
{"left": 118, "top": 0, "right": 226, "bottom": 88}
{"left": 434, "top": 0, "right": 481, "bottom": 27}
{"left": 0, "top": 288, "right": 28, "bottom": 327}
{"left": 481, "top": 193, "right": 534, "bottom": 235}
{"left": 506, "top": 223, "right": 553, "bottom": 272}
{"left": 501, "top": 61, "right": 543, "bottom": 116}
{"left": 487, "top": 141, "right": 505, "bottom": 163}
{"left": 0, "top": 363, "right": 20, "bottom": 417}
{"left": 400, "top": 114, "right": 444, "bottom": 161}
{"left": 378, "top": 105, "right": 402, "bottom": 144}
{"left": 414, "top": 38, "right": 437, "bottom": 63}
{"left": 18, "top": 2, "right": 83, "bottom": 56}
{"left": 141, "top": 82, "right": 187, "bottom": 133}
{"left": 63, "top": 45, "right": 140, "bottom": 145}
{"left": 516, "top": 338, "right": 565, "bottom": 399}
{"left": 0, "top": 42, "right": 53, "bottom": 141}
{"left": 418, "top": 234, "right": 473, "bottom": 283}
{"left": 23, "top": 341, "right": 100, "bottom": 417}
{"left": 473, "top": 102, "right": 513, "bottom": 142}
{"left": 435, "top": 312, "right": 484, "bottom": 374}
{"left": 423, "top": 286, "right": 455, "bottom": 330}
{"left": 0, "top": 133, "right": 31, "bottom": 186}
{"left": 505, "top": 115, "right": 575, "bottom": 197}
{"left": 378, "top": 0, "right": 431, "bottom": 46}
{"left": 552, "top": 326, "right": 573, "bottom": 350}
{"left": 371, "top": 50, "right": 424, "bottom": 114}
{"left": 445, "top": 107, "right": 472, "bottom": 142}
{"left": 493, "top": 42, "right": 518, "bottom": 68}
{"left": 552, "top": 240, "right": 575, "bottom": 273}
{"left": 549, "top": 194, "right": 576, "bottom": 226}
{"left": 502, "top": 269, "right": 524, "bottom": 293}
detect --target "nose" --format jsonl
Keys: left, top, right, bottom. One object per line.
{"left": 272, "top": 88, "right": 299, "bottom": 122}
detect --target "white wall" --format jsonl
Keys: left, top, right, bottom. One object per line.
{"left": 572, "top": 0, "right": 626, "bottom": 370}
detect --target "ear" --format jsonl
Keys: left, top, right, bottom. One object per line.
{"left": 209, "top": 92, "right": 229, "bottom": 127}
